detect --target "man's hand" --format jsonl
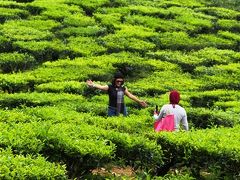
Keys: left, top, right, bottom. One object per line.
{"left": 86, "top": 80, "right": 94, "bottom": 87}
{"left": 139, "top": 100, "right": 147, "bottom": 107}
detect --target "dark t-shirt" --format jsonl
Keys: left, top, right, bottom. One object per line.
{"left": 108, "top": 84, "right": 126, "bottom": 111}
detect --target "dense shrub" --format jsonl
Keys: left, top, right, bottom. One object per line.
{"left": 154, "top": 126, "right": 240, "bottom": 179}
{"left": 0, "top": 52, "right": 36, "bottom": 73}
{"left": 67, "top": 36, "right": 107, "bottom": 57}
{"left": 0, "top": 148, "right": 67, "bottom": 179}
{"left": 0, "top": 0, "right": 239, "bottom": 178}
{"left": 0, "top": 7, "right": 29, "bottom": 22}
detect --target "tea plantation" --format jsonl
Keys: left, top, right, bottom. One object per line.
{"left": 0, "top": 0, "right": 239, "bottom": 179}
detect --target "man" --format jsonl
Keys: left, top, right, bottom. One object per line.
{"left": 86, "top": 72, "right": 147, "bottom": 116}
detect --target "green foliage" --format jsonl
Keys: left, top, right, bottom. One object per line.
{"left": 66, "top": 0, "right": 110, "bottom": 15}
{"left": 30, "top": 0, "right": 82, "bottom": 20}
{"left": 0, "top": 148, "right": 67, "bottom": 179}
{"left": 0, "top": 7, "right": 29, "bottom": 22}
{"left": 0, "top": 92, "right": 85, "bottom": 109}
{"left": 148, "top": 47, "right": 240, "bottom": 73}
{"left": 35, "top": 81, "right": 86, "bottom": 94}
{"left": 0, "top": 121, "right": 115, "bottom": 176}
{"left": 67, "top": 36, "right": 107, "bottom": 56}
{"left": 194, "top": 63, "right": 240, "bottom": 90}
{"left": 128, "top": 71, "right": 201, "bottom": 96}
{"left": 0, "top": 35, "right": 11, "bottom": 52}
{"left": 102, "top": 35, "right": 156, "bottom": 53}
{"left": 0, "top": 19, "right": 60, "bottom": 41}
{"left": 162, "top": 0, "right": 204, "bottom": 7}
{"left": 175, "top": 14, "right": 213, "bottom": 32}
{"left": 0, "top": 72, "right": 34, "bottom": 93}
{"left": 14, "top": 19, "right": 61, "bottom": 31}
{"left": 63, "top": 14, "right": 96, "bottom": 27}
{"left": 0, "top": 108, "right": 38, "bottom": 123}
{"left": 101, "top": 25, "right": 157, "bottom": 52}
{"left": 13, "top": 39, "right": 68, "bottom": 61}
{"left": 196, "top": 33, "right": 236, "bottom": 49}
{"left": 0, "top": 52, "right": 36, "bottom": 73}
{"left": 189, "top": 47, "right": 240, "bottom": 65}
{"left": 217, "top": 19, "right": 240, "bottom": 32}
{"left": 196, "top": 6, "right": 240, "bottom": 18}
{"left": 125, "top": 15, "right": 194, "bottom": 32}
{"left": 128, "top": 5, "right": 171, "bottom": 17}
{"left": 218, "top": 30, "right": 240, "bottom": 44}
{"left": 154, "top": 126, "right": 240, "bottom": 178}
{"left": 187, "top": 107, "right": 238, "bottom": 128}
{"left": 94, "top": 12, "right": 123, "bottom": 29}
{"left": 0, "top": 0, "right": 239, "bottom": 178}
{"left": 147, "top": 50, "right": 200, "bottom": 73}
{"left": 58, "top": 26, "right": 107, "bottom": 37}
{"left": 206, "top": 0, "right": 240, "bottom": 11}
{"left": 115, "top": 24, "right": 158, "bottom": 38}
{"left": 157, "top": 32, "right": 201, "bottom": 50}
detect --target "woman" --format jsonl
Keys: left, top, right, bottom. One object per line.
{"left": 86, "top": 72, "right": 147, "bottom": 116}
{"left": 154, "top": 90, "right": 188, "bottom": 131}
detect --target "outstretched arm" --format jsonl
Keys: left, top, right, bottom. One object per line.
{"left": 86, "top": 80, "right": 109, "bottom": 91}
{"left": 125, "top": 88, "right": 147, "bottom": 107}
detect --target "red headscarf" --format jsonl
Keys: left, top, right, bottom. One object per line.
{"left": 169, "top": 90, "right": 180, "bottom": 108}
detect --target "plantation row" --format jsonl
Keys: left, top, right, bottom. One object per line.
{"left": 1, "top": 27, "right": 240, "bottom": 59}
{"left": 0, "top": 92, "right": 239, "bottom": 130}
{"left": 0, "top": 52, "right": 239, "bottom": 95}
{"left": 0, "top": 148, "right": 66, "bottom": 179}
{"left": 0, "top": 0, "right": 240, "bottom": 64}
{"left": 151, "top": 125, "right": 240, "bottom": 179}
{"left": 0, "top": 120, "right": 162, "bottom": 178}
{"left": 0, "top": 102, "right": 239, "bottom": 178}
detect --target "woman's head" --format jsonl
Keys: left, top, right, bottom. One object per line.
{"left": 112, "top": 72, "right": 124, "bottom": 87}
{"left": 169, "top": 90, "right": 180, "bottom": 105}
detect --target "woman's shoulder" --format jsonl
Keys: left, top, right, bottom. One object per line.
{"left": 176, "top": 104, "right": 185, "bottom": 109}
{"left": 176, "top": 104, "right": 187, "bottom": 112}
{"left": 162, "top": 104, "right": 171, "bottom": 109}
{"left": 163, "top": 104, "right": 185, "bottom": 110}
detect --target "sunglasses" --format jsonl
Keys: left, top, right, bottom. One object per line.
{"left": 116, "top": 80, "right": 124, "bottom": 83}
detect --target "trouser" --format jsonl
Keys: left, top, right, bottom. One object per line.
{"left": 107, "top": 106, "right": 127, "bottom": 116}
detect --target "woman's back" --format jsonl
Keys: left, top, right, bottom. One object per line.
{"left": 158, "top": 104, "right": 188, "bottom": 131}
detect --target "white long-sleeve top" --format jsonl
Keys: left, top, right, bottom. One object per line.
{"left": 154, "top": 104, "right": 189, "bottom": 131}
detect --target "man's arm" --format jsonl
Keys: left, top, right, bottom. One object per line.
{"left": 124, "top": 88, "right": 147, "bottom": 107}
{"left": 86, "top": 80, "right": 109, "bottom": 91}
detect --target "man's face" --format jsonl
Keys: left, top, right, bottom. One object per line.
{"left": 115, "top": 78, "right": 124, "bottom": 87}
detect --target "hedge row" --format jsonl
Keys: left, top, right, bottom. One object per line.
{"left": 0, "top": 20, "right": 56, "bottom": 41}
{"left": 124, "top": 14, "right": 197, "bottom": 32}
{"left": 0, "top": 52, "right": 173, "bottom": 93}
{"left": 0, "top": 92, "right": 86, "bottom": 109}
{"left": 1, "top": 90, "right": 237, "bottom": 132}
{"left": 0, "top": 119, "right": 163, "bottom": 176}
{"left": 148, "top": 47, "right": 240, "bottom": 73}
{"left": 0, "top": 52, "right": 35, "bottom": 73}
{"left": 187, "top": 107, "right": 239, "bottom": 128}
{"left": 128, "top": 71, "right": 201, "bottom": 96}
{"left": 0, "top": 121, "right": 115, "bottom": 177}
{"left": 29, "top": 0, "right": 82, "bottom": 21}
{"left": 0, "top": 7, "right": 29, "bottom": 23}
{"left": 194, "top": 63, "right": 240, "bottom": 90}
{"left": 156, "top": 31, "right": 236, "bottom": 51}
{"left": 0, "top": 148, "right": 67, "bottom": 179}
{"left": 58, "top": 26, "right": 107, "bottom": 37}
{"left": 195, "top": 6, "right": 240, "bottom": 19}
{"left": 151, "top": 126, "right": 240, "bottom": 179}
